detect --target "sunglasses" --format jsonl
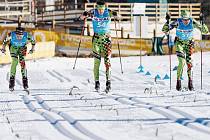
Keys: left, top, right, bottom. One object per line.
{"left": 182, "top": 18, "right": 190, "bottom": 21}
{"left": 96, "top": 5, "right": 105, "bottom": 9}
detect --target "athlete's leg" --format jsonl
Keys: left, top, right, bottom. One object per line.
{"left": 92, "top": 35, "right": 102, "bottom": 90}
{"left": 186, "top": 41, "right": 194, "bottom": 80}
{"left": 176, "top": 41, "right": 185, "bottom": 90}
{"left": 9, "top": 46, "right": 19, "bottom": 77}
{"left": 9, "top": 46, "right": 19, "bottom": 90}
{"left": 186, "top": 40, "right": 194, "bottom": 90}
{"left": 176, "top": 41, "right": 185, "bottom": 80}
{"left": 19, "top": 47, "right": 28, "bottom": 89}
{"left": 102, "top": 35, "right": 112, "bottom": 81}
{"left": 19, "top": 47, "right": 27, "bottom": 78}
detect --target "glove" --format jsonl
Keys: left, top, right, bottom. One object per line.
{"left": 112, "top": 11, "right": 117, "bottom": 16}
{"left": 28, "top": 49, "right": 34, "bottom": 54}
{"left": 83, "top": 11, "right": 88, "bottom": 16}
{"left": 0, "top": 48, "right": 6, "bottom": 54}
{"left": 162, "top": 23, "right": 170, "bottom": 33}
{"left": 201, "top": 24, "right": 209, "bottom": 34}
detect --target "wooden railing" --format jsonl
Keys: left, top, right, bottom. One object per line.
{"left": 0, "top": 0, "right": 31, "bottom": 16}
{"left": 35, "top": 2, "right": 84, "bottom": 26}
{"left": 85, "top": 3, "right": 201, "bottom": 22}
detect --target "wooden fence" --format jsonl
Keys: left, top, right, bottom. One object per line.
{"left": 85, "top": 3, "right": 201, "bottom": 22}
{"left": 0, "top": 0, "right": 31, "bottom": 17}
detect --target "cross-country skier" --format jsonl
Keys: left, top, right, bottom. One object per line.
{"left": 80, "top": 0, "right": 118, "bottom": 92}
{"left": 162, "top": 10, "right": 209, "bottom": 91}
{"left": 0, "top": 19, "right": 36, "bottom": 91}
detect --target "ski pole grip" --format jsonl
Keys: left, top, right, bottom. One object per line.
{"left": 166, "top": 12, "right": 171, "bottom": 23}
{"left": 200, "top": 13, "right": 204, "bottom": 25}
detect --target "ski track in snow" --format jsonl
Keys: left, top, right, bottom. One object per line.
{"left": 1, "top": 53, "right": 210, "bottom": 140}
{"left": 106, "top": 93, "right": 210, "bottom": 135}
{"left": 22, "top": 95, "right": 92, "bottom": 140}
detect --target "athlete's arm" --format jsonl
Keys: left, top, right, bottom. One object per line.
{"left": 193, "top": 19, "right": 209, "bottom": 34}
{"left": 80, "top": 9, "right": 94, "bottom": 20}
{"left": 28, "top": 33, "right": 36, "bottom": 52}
{"left": 162, "top": 20, "right": 178, "bottom": 34}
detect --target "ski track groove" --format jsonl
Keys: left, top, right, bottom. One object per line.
{"left": 46, "top": 70, "right": 64, "bottom": 82}
{"left": 136, "top": 74, "right": 210, "bottom": 128}
{"left": 120, "top": 95, "right": 210, "bottom": 135}
{"left": 34, "top": 95, "right": 105, "bottom": 140}
{"left": 22, "top": 95, "right": 92, "bottom": 140}
{"left": 166, "top": 107, "right": 210, "bottom": 127}
{"left": 97, "top": 93, "right": 210, "bottom": 136}
{"left": 0, "top": 94, "right": 48, "bottom": 140}
{"left": 52, "top": 70, "right": 72, "bottom": 82}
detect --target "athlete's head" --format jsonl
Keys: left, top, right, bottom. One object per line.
{"left": 181, "top": 10, "right": 191, "bottom": 25}
{"left": 96, "top": 0, "right": 106, "bottom": 15}
{"left": 16, "top": 26, "right": 24, "bottom": 35}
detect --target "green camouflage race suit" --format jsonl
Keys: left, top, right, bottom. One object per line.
{"left": 84, "top": 8, "right": 117, "bottom": 82}
{"left": 3, "top": 32, "right": 35, "bottom": 78}
{"left": 162, "top": 18, "right": 208, "bottom": 80}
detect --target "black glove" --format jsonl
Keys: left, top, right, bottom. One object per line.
{"left": 83, "top": 11, "right": 88, "bottom": 16}
{"left": 0, "top": 48, "right": 6, "bottom": 54}
{"left": 112, "top": 11, "right": 117, "bottom": 16}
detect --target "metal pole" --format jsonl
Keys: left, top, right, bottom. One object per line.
{"left": 166, "top": 12, "right": 171, "bottom": 90}
{"left": 139, "top": 16, "right": 142, "bottom": 67}
{"left": 114, "top": 18, "right": 123, "bottom": 74}
{"left": 73, "top": 18, "right": 86, "bottom": 70}
{"left": 201, "top": 48, "right": 203, "bottom": 90}
{"left": 200, "top": 13, "right": 204, "bottom": 90}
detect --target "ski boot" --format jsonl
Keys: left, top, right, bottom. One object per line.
{"left": 188, "top": 79, "right": 194, "bottom": 91}
{"left": 22, "top": 77, "right": 28, "bottom": 90}
{"left": 9, "top": 76, "right": 15, "bottom": 91}
{"left": 176, "top": 80, "right": 181, "bottom": 91}
{"left": 95, "top": 81, "right": 100, "bottom": 92}
{"left": 105, "top": 80, "right": 111, "bottom": 93}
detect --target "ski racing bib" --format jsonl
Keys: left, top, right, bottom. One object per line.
{"left": 176, "top": 18, "right": 193, "bottom": 41}
{"left": 11, "top": 31, "right": 28, "bottom": 47}
{"left": 92, "top": 8, "right": 111, "bottom": 34}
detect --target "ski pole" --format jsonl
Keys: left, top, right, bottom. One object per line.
{"left": 73, "top": 18, "right": 86, "bottom": 70}
{"left": 200, "top": 13, "right": 204, "bottom": 90}
{"left": 166, "top": 12, "right": 172, "bottom": 90}
{"left": 114, "top": 17, "right": 123, "bottom": 74}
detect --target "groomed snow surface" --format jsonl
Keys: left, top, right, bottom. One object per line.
{"left": 0, "top": 52, "right": 210, "bottom": 140}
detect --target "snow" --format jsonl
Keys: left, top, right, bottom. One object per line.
{"left": 0, "top": 52, "right": 210, "bottom": 140}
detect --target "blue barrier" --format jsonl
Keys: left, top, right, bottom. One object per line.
{"left": 145, "top": 71, "right": 151, "bottom": 76}
{"left": 163, "top": 74, "right": 170, "bottom": 80}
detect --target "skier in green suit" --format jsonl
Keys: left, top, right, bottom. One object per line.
{"left": 80, "top": 0, "right": 118, "bottom": 92}
{"left": 162, "top": 10, "right": 208, "bottom": 91}
{"left": 0, "top": 25, "right": 35, "bottom": 91}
